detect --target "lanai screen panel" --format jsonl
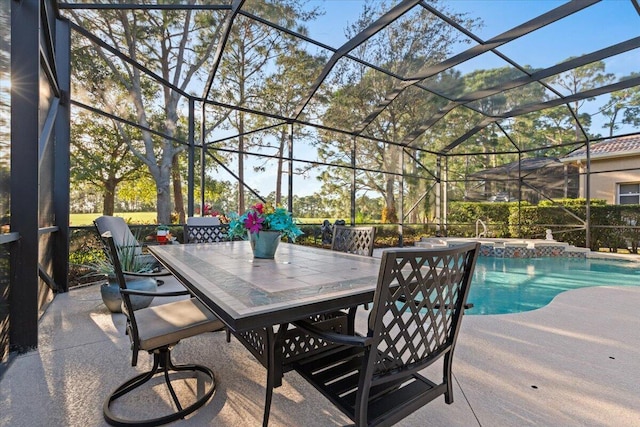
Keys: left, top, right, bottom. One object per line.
{"left": 59, "top": 0, "right": 640, "bottom": 153}
{"left": 412, "top": 0, "right": 640, "bottom": 157}
{"left": 58, "top": 0, "right": 640, "bottom": 227}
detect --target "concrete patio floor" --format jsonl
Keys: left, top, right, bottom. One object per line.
{"left": 1, "top": 274, "right": 640, "bottom": 426}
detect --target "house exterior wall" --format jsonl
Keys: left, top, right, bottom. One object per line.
{"left": 578, "top": 156, "right": 640, "bottom": 203}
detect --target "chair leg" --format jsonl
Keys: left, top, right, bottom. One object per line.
{"left": 111, "top": 356, "right": 160, "bottom": 402}
{"left": 104, "top": 347, "right": 216, "bottom": 426}
{"left": 159, "top": 350, "right": 184, "bottom": 412}
{"left": 444, "top": 353, "right": 454, "bottom": 404}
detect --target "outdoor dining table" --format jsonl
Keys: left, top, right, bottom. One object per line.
{"left": 148, "top": 240, "right": 381, "bottom": 426}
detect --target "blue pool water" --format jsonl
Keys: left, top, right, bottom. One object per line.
{"left": 467, "top": 256, "right": 640, "bottom": 315}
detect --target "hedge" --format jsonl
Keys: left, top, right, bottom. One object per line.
{"left": 448, "top": 199, "right": 640, "bottom": 252}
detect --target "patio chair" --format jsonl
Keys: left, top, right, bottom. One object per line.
{"left": 331, "top": 225, "right": 376, "bottom": 256}
{"left": 183, "top": 216, "right": 228, "bottom": 243}
{"left": 292, "top": 242, "right": 480, "bottom": 427}
{"left": 94, "top": 215, "right": 170, "bottom": 278}
{"left": 101, "top": 231, "right": 224, "bottom": 426}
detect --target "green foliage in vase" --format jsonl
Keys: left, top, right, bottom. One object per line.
{"left": 83, "top": 235, "right": 157, "bottom": 279}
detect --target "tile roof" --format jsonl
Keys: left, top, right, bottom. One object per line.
{"left": 563, "top": 134, "right": 640, "bottom": 160}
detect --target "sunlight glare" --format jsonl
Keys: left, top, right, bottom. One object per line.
{"left": 0, "top": 77, "right": 10, "bottom": 91}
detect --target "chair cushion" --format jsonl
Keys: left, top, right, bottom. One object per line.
{"left": 187, "top": 216, "right": 221, "bottom": 226}
{"left": 134, "top": 298, "right": 224, "bottom": 351}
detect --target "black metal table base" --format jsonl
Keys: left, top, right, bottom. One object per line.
{"left": 233, "top": 312, "right": 353, "bottom": 426}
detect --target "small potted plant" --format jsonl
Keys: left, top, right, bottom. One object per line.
{"left": 156, "top": 225, "right": 170, "bottom": 244}
{"left": 227, "top": 202, "right": 303, "bottom": 258}
{"left": 84, "top": 238, "right": 159, "bottom": 313}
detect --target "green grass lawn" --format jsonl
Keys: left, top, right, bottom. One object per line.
{"left": 70, "top": 213, "right": 335, "bottom": 226}
{"left": 70, "top": 212, "right": 159, "bottom": 226}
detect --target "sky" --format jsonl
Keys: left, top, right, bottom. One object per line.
{"left": 305, "top": 0, "right": 639, "bottom": 73}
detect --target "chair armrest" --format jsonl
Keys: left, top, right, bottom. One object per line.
{"left": 293, "top": 319, "right": 372, "bottom": 347}
{"left": 120, "top": 289, "right": 191, "bottom": 298}
{"left": 121, "top": 270, "right": 159, "bottom": 277}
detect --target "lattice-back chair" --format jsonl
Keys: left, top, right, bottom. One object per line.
{"left": 101, "top": 231, "right": 224, "bottom": 426}
{"left": 293, "top": 242, "right": 480, "bottom": 427}
{"left": 184, "top": 216, "right": 229, "bottom": 243}
{"left": 331, "top": 225, "right": 376, "bottom": 256}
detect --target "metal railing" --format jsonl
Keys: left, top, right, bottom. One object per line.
{"left": 475, "top": 218, "right": 487, "bottom": 238}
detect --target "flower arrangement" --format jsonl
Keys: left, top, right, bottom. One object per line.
{"left": 227, "top": 202, "right": 303, "bottom": 241}
{"left": 202, "top": 203, "right": 219, "bottom": 217}
{"left": 201, "top": 203, "right": 230, "bottom": 223}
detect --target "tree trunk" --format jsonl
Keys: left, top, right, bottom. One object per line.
{"left": 382, "top": 144, "right": 399, "bottom": 223}
{"left": 238, "top": 113, "right": 245, "bottom": 213}
{"left": 275, "top": 133, "right": 285, "bottom": 205}
{"left": 157, "top": 181, "right": 172, "bottom": 225}
{"left": 384, "top": 176, "right": 397, "bottom": 223}
{"left": 172, "top": 153, "right": 185, "bottom": 223}
{"left": 155, "top": 163, "right": 172, "bottom": 224}
{"left": 103, "top": 180, "right": 117, "bottom": 216}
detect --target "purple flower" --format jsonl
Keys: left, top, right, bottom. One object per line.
{"left": 244, "top": 211, "right": 264, "bottom": 233}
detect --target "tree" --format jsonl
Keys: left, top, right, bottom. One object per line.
{"left": 547, "top": 60, "right": 614, "bottom": 140}
{"left": 600, "top": 73, "right": 640, "bottom": 136}
{"left": 196, "top": 176, "right": 235, "bottom": 215}
{"left": 117, "top": 174, "right": 157, "bottom": 212}
{"left": 318, "top": 0, "right": 477, "bottom": 223}
{"left": 69, "top": 7, "right": 223, "bottom": 223}
{"left": 253, "top": 48, "right": 327, "bottom": 205}
{"left": 213, "top": 1, "right": 319, "bottom": 213}
{"left": 70, "top": 113, "right": 145, "bottom": 215}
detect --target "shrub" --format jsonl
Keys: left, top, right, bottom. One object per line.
{"left": 448, "top": 201, "right": 518, "bottom": 237}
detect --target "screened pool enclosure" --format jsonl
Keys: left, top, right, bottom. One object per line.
{"left": 2, "top": 0, "right": 639, "bottom": 365}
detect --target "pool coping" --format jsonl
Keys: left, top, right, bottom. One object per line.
{"left": 412, "top": 237, "right": 640, "bottom": 262}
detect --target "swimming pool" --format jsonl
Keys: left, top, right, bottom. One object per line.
{"left": 467, "top": 256, "right": 640, "bottom": 315}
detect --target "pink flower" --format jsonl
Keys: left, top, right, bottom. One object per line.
{"left": 244, "top": 211, "right": 264, "bottom": 233}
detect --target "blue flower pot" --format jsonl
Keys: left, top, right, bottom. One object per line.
{"left": 248, "top": 230, "right": 281, "bottom": 259}
{"left": 100, "top": 277, "right": 158, "bottom": 313}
